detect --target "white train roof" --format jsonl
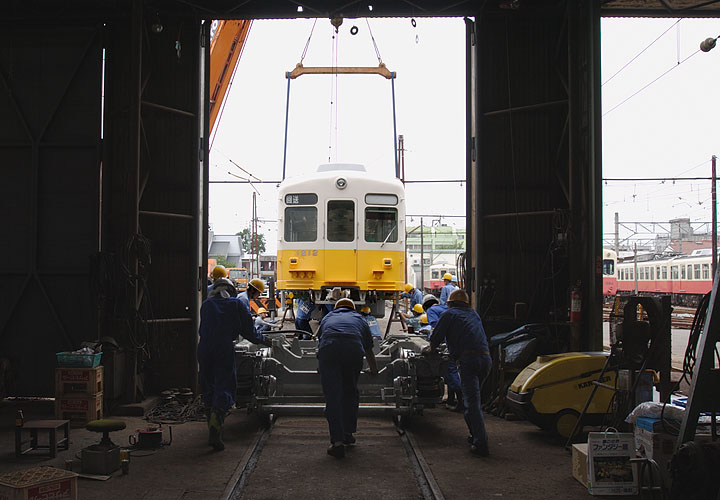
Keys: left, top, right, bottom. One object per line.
{"left": 279, "top": 163, "right": 405, "bottom": 196}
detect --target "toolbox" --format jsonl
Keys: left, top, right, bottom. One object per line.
{"left": 0, "top": 466, "right": 78, "bottom": 500}
{"left": 54, "top": 393, "right": 103, "bottom": 427}
{"left": 55, "top": 366, "right": 103, "bottom": 396}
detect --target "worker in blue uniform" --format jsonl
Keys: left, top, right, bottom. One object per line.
{"left": 424, "top": 288, "right": 492, "bottom": 457}
{"left": 237, "top": 278, "right": 264, "bottom": 312}
{"left": 360, "top": 306, "right": 383, "bottom": 340}
{"left": 439, "top": 273, "right": 458, "bottom": 305}
{"left": 317, "top": 298, "right": 378, "bottom": 459}
{"left": 295, "top": 297, "right": 315, "bottom": 339}
{"left": 254, "top": 307, "right": 277, "bottom": 333}
{"left": 422, "top": 293, "right": 462, "bottom": 410}
{"left": 417, "top": 313, "right": 432, "bottom": 337}
{"left": 198, "top": 278, "right": 271, "bottom": 451}
{"left": 402, "top": 283, "right": 423, "bottom": 310}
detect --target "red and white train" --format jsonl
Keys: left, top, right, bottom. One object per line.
{"left": 602, "top": 248, "right": 714, "bottom": 306}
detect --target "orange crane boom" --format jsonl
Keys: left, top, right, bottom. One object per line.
{"left": 209, "top": 20, "right": 252, "bottom": 142}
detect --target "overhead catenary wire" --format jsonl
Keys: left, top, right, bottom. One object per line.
{"left": 603, "top": 47, "right": 702, "bottom": 117}
{"left": 602, "top": 19, "right": 681, "bottom": 87}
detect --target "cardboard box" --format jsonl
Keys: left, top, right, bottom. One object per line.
{"left": 587, "top": 432, "right": 638, "bottom": 496}
{"left": 54, "top": 393, "right": 103, "bottom": 427}
{"left": 55, "top": 367, "right": 103, "bottom": 396}
{"left": 572, "top": 443, "right": 588, "bottom": 488}
{"left": 0, "top": 466, "right": 77, "bottom": 500}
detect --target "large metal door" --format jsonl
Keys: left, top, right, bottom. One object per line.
{"left": 0, "top": 23, "right": 103, "bottom": 396}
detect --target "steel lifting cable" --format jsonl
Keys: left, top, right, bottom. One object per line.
{"left": 299, "top": 19, "right": 318, "bottom": 65}
{"left": 365, "top": 18, "right": 383, "bottom": 65}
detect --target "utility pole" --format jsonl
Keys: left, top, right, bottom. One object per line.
{"left": 614, "top": 212, "right": 619, "bottom": 256}
{"left": 399, "top": 135, "right": 405, "bottom": 183}
{"left": 633, "top": 243, "right": 638, "bottom": 294}
{"left": 713, "top": 155, "right": 717, "bottom": 279}
{"left": 252, "top": 191, "right": 259, "bottom": 277}
{"left": 420, "top": 217, "right": 424, "bottom": 293}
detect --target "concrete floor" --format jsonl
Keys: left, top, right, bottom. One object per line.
{"left": 0, "top": 398, "right": 634, "bottom": 500}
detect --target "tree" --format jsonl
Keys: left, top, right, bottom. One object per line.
{"left": 236, "top": 228, "right": 266, "bottom": 254}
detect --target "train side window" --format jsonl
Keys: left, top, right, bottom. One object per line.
{"left": 681, "top": 266, "right": 685, "bottom": 280}
{"left": 687, "top": 265, "right": 692, "bottom": 279}
{"left": 651, "top": 267, "right": 654, "bottom": 280}
{"left": 662, "top": 266, "right": 667, "bottom": 279}
{"left": 703, "top": 263, "right": 710, "bottom": 280}
{"left": 671, "top": 266, "right": 678, "bottom": 280}
{"left": 284, "top": 207, "right": 317, "bottom": 242}
{"left": 327, "top": 200, "right": 355, "bottom": 242}
{"left": 365, "top": 207, "right": 398, "bottom": 243}
{"left": 694, "top": 264, "right": 701, "bottom": 280}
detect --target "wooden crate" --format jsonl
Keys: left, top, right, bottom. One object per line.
{"left": 55, "top": 366, "right": 103, "bottom": 396}
{"left": 54, "top": 393, "right": 103, "bottom": 427}
{"left": 0, "top": 466, "right": 78, "bottom": 500}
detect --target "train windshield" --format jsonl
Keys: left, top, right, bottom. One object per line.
{"left": 284, "top": 207, "right": 317, "bottom": 242}
{"left": 229, "top": 269, "right": 247, "bottom": 280}
{"left": 602, "top": 259, "right": 615, "bottom": 276}
{"left": 327, "top": 200, "right": 355, "bottom": 242}
{"left": 365, "top": 207, "right": 397, "bottom": 243}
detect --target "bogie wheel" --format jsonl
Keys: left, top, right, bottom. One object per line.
{"left": 552, "top": 409, "right": 581, "bottom": 440}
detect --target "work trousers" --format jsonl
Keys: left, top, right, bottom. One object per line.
{"left": 457, "top": 353, "right": 492, "bottom": 447}
{"left": 445, "top": 360, "right": 462, "bottom": 392}
{"left": 198, "top": 347, "right": 236, "bottom": 411}
{"left": 317, "top": 339, "right": 364, "bottom": 444}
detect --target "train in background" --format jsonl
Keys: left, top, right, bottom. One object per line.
{"left": 602, "top": 248, "right": 713, "bottom": 306}
{"left": 423, "top": 262, "right": 457, "bottom": 295}
{"left": 276, "top": 164, "right": 405, "bottom": 317}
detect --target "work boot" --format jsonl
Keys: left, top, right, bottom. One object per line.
{"left": 445, "top": 389, "right": 456, "bottom": 409}
{"left": 327, "top": 444, "right": 345, "bottom": 458}
{"left": 343, "top": 434, "right": 356, "bottom": 446}
{"left": 470, "top": 442, "right": 489, "bottom": 457}
{"left": 452, "top": 390, "right": 465, "bottom": 413}
{"left": 208, "top": 409, "right": 225, "bottom": 451}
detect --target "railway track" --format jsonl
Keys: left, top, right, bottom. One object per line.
{"left": 602, "top": 304, "right": 699, "bottom": 330}
{"left": 221, "top": 415, "right": 445, "bottom": 500}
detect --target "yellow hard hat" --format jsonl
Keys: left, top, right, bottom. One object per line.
{"left": 404, "top": 283, "right": 414, "bottom": 293}
{"left": 442, "top": 273, "right": 452, "bottom": 281}
{"left": 257, "top": 307, "right": 268, "bottom": 315}
{"left": 412, "top": 304, "right": 424, "bottom": 314}
{"left": 448, "top": 289, "right": 469, "bottom": 304}
{"left": 287, "top": 292, "right": 294, "bottom": 299}
{"left": 360, "top": 306, "right": 371, "bottom": 314}
{"left": 420, "top": 313, "right": 428, "bottom": 324}
{"left": 248, "top": 278, "right": 265, "bottom": 293}
{"left": 335, "top": 298, "right": 355, "bottom": 310}
{"left": 212, "top": 265, "right": 227, "bottom": 279}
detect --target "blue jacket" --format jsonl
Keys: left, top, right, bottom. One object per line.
{"left": 317, "top": 308, "right": 373, "bottom": 352}
{"left": 198, "top": 296, "right": 268, "bottom": 352}
{"left": 430, "top": 306, "right": 489, "bottom": 360}
{"left": 237, "top": 291, "right": 251, "bottom": 312}
{"left": 439, "top": 283, "right": 458, "bottom": 305}
{"left": 296, "top": 299, "right": 315, "bottom": 320}
{"left": 362, "top": 314, "right": 383, "bottom": 339}
{"left": 402, "top": 288, "right": 423, "bottom": 309}
{"left": 427, "top": 304, "right": 448, "bottom": 328}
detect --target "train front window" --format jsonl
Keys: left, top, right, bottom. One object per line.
{"left": 365, "top": 207, "right": 398, "bottom": 243}
{"left": 327, "top": 200, "right": 355, "bottom": 242}
{"left": 602, "top": 259, "right": 615, "bottom": 276}
{"left": 284, "top": 207, "right": 317, "bottom": 242}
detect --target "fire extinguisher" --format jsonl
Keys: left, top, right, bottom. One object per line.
{"left": 570, "top": 282, "right": 582, "bottom": 323}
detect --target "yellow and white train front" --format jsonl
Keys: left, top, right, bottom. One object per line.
{"left": 277, "top": 164, "right": 405, "bottom": 308}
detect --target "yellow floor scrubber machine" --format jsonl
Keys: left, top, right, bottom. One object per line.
{"left": 505, "top": 352, "right": 617, "bottom": 438}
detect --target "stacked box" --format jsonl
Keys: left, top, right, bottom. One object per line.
{"left": 54, "top": 393, "right": 103, "bottom": 428}
{"left": 55, "top": 367, "right": 103, "bottom": 396}
{"left": 571, "top": 443, "right": 588, "bottom": 488}
{"left": 0, "top": 466, "right": 78, "bottom": 500}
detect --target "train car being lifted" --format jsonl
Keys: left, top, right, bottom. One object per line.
{"left": 276, "top": 163, "right": 405, "bottom": 317}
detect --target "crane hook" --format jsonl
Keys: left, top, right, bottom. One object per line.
{"left": 330, "top": 16, "right": 343, "bottom": 33}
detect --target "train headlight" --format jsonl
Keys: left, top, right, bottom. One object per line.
{"left": 335, "top": 177, "right": 347, "bottom": 189}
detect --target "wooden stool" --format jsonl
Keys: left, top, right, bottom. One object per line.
{"left": 15, "top": 420, "right": 70, "bottom": 458}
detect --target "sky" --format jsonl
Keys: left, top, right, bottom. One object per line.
{"left": 209, "top": 16, "right": 720, "bottom": 255}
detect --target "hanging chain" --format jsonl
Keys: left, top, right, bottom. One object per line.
{"left": 328, "top": 28, "right": 340, "bottom": 162}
